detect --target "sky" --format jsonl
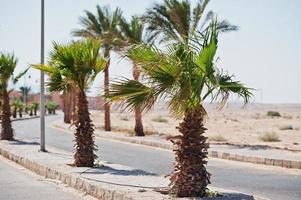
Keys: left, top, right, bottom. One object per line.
{"left": 0, "top": 0, "right": 300, "bottom": 103}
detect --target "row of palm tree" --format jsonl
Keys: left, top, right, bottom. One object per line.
{"left": 11, "top": 99, "right": 24, "bottom": 118}
{"left": 1, "top": 0, "right": 252, "bottom": 198}
{"left": 71, "top": 0, "right": 238, "bottom": 137}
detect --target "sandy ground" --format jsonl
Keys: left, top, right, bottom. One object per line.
{"left": 90, "top": 103, "right": 301, "bottom": 151}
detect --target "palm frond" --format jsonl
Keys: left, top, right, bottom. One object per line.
{"left": 109, "top": 78, "right": 157, "bottom": 112}
{"left": 216, "top": 72, "right": 253, "bottom": 106}
{"left": 0, "top": 53, "right": 18, "bottom": 83}
{"left": 12, "top": 67, "right": 29, "bottom": 84}
{"left": 110, "top": 19, "right": 252, "bottom": 118}
{"left": 73, "top": 5, "right": 124, "bottom": 50}
{"left": 33, "top": 39, "right": 106, "bottom": 93}
{"left": 192, "top": 0, "right": 210, "bottom": 32}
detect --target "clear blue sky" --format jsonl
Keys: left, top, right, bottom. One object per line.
{"left": 0, "top": 0, "right": 300, "bottom": 103}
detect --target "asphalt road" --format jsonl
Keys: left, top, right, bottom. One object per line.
{"left": 0, "top": 155, "right": 95, "bottom": 200}
{"left": 12, "top": 114, "right": 301, "bottom": 200}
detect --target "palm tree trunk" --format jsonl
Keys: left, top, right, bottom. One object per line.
{"left": 74, "top": 89, "right": 97, "bottom": 167}
{"left": 12, "top": 106, "right": 17, "bottom": 118}
{"left": 19, "top": 110, "right": 22, "bottom": 118}
{"left": 168, "top": 106, "right": 210, "bottom": 197}
{"left": 133, "top": 63, "right": 144, "bottom": 136}
{"left": 1, "top": 86, "right": 14, "bottom": 140}
{"left": 63, "top": 91, "right": 71, "bottom": 123}
{"left": 104, "top": 49, "right": 111, "bottom": 131}
{"left": 71, "top": 86, "right": 78, "bottom": 123}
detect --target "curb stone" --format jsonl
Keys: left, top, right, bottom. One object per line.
{"left": 0, "top": 146, "right": 158, "bottom": 200}
{"left": 52, "top": 123, "right": 301, "bottom": 170}
{"left": 11, "top": 116, "right": 40, "bottom": 121}
{"left": 0, "top": 141, "right": 269, "bottom": 200}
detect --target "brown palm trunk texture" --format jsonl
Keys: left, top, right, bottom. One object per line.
{"left": 74, "top": 89, "right": 97, "bottom": 167}
{"left": 168, "top": 106, "right": 210, "bottom": 197}
{"left": 1, "top": 87, "right": 14, "bottom": 140}
{"left": 133, "top": 63, "right": 144, "bottom": 136}
{"left": 71, "top": 86, "right": 78, "bottom": 123}
{"left": 63, "top": 91, "right": 71, "bottom": 123}
{"left": 104, "top": 49, "right": 111, "bottom": 131}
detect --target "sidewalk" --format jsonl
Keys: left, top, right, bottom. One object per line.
{"left": 0, "top": 139, "right": 267, "bottom": 200}
{"left": 53, "top": 121, "right": 301, "bottom": 169}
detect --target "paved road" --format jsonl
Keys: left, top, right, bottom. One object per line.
{"left": 0, "top": 155, "right": 95, "bottom": 200}
{"left": 12, "top": 114, "right": 301, "bottom": 200}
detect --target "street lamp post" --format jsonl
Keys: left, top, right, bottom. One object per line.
{"left": 40, "top": 0, "right": 46, "bottom": 152}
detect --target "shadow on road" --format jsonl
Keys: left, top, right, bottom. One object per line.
{"left": 9, "top": 139, "right": 39, "bottom": 146}
{"left": 79, "top": 165, "right": 156, "bottom": 176}
{"left": 203, "top": 193, "right": 256, "bottom": 200}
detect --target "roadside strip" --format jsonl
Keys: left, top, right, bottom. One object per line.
{"left": 52, "top": 122, "right": 301, "bottom": 170}
{"left": 0, "top": 140, "right": 268, "bottom": 200}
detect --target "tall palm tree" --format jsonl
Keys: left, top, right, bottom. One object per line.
{"left": 19, "top": 86, "right": 31, "bottom": 105}
{"left": 109, "top": 22, "right": 252, "bottom": 197}
{"left": 0, "top": 53, "right": 27, "bottom": 140}
{"left": 33, "top": 39, "right": 106, "bottom": 167}
{"left": 144, "top": 0, "right": 237, "bottom": 44}
{"left": 72, "top": 5, "right": 124, "bottom": 131}
{"left": 119, "top": 16, "right": 146, "bottom": 136}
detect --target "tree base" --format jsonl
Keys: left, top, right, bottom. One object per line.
{"left": 168, "top": 107, "right": 210, "bottom": 197}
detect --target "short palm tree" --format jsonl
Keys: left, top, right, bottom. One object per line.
{"left": 33, "top": 39, "right": 106, "bottom": 167}
{"left": 0, "top": 53, "right": 27, "bottom": 140}
{"left": 11, "top": 99, "right": 18, "bottom": 118}
{"left": 119, "top": 15, "right": 146, "bottom": 136}
{"left": 73, "top": 5, "right": 124, "bottom": 131}
{"left": 109, "top": 22, "right": 252, "bottom": 197}
{"left": 31, "top": 102, "right": 39, "bottom": 116}
{"left": 19, "top": 86, "right": 31, "bottom": 105}
{"left": 144, "top": 0, "right": 237, "bottom": 44}
{"left": 16, "top": 99, "right": 24, "bottom": 118}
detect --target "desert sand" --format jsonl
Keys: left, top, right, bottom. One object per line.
{"left": 90, "top": 103, "right": 301, "bottom": 151}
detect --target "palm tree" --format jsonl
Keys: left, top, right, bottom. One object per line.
{"left": 144, "top": 0, "right": 237, "bottom": 44}
{"left": 16, "top": 100, "right": 24, "bottom": 118}
{"left": 109, "top": 22, "right": 252, "bottom": 197}
{"left": 11, "top": 100, "right": 18, "bottom": 118}
{"left": 72, "top": 5, "right": 124, "bottom": 131}
{"left": 119, "top": 16, "right": 146, "bottom": 136}
{"left": 31, "top": 102, "right": 39, "bottom": 116}
{"left": 19, "top": 86, "right": 31, "bottom": 105}
{"left": 0, "top": 53, "right": 27, "bottom": 140}
{"left": 33, "top": 39, "right": 106, "bottom": 167}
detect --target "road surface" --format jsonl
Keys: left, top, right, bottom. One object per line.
{"left": 12, "top": 114, "right": 301, "bottom": 200}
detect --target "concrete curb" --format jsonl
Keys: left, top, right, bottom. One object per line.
{"left": 52, "top": 123, "right": 301, "bottom": 170}
{"left": 11, "top": 115, "right": 40, "bottom": 122}
{"left": 0, "top": 146, "right": 155, "bottom": 200}
{"left": 0, "top": 142, "right": 269, "bottom": 200}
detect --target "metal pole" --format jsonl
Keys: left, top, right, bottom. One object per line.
{"left": 40, "top": 0, "right": 46, "bottom": 152}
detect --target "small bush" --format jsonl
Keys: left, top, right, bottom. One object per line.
{"left": 205, "top": 189, "right": 221, "bottom": 198}
{"left": 266, "top": 111, "right": 281, "bottom": 117}
{"left": 279, "top": 125, "right": 293, "bottom": 130}
{"left": 283, "top": 115, "right": 293, "bottom": 119}
{"left": 209, "top": 135, "right": 227, "bottom": 142}
{"left": 120, "top": 116, "right": 129, "bottom": 121}
{"left": 259, "top": 132, "right": 280, "bottom": 142}
{"left": 152, "top": 116, "right": 168, "bottom": 123}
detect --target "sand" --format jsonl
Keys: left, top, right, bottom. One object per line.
{"left": 90, "top": 103, "right": 301, "bottom": 151}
